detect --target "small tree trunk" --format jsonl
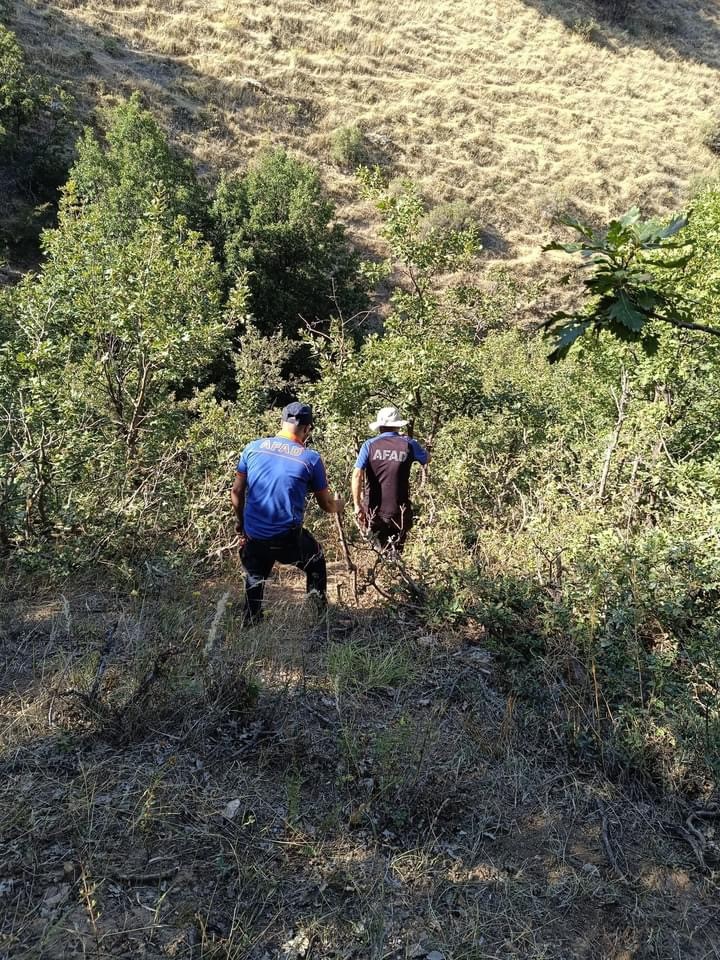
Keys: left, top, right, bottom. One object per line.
{"left": 597, "top": 368, "right": 630, "bottom": 502}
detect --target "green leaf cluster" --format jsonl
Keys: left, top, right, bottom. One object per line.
{"left": 68, "top": 92, "right": 206, "bottom": 234}
{"left": 0, "top": 24, "right": 75, "bottom": 246}
{"left": 543, "top": 208, "right": 694, "bottom": 361}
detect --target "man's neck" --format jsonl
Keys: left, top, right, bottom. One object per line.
{"left": 279, "top": 426, "right": 304, "bottom": 444}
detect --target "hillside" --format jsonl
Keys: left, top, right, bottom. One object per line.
{"left": 4, "top": 3, "right": 720, "bottom": 957}
{"left": 3, "top": 565, "right": 720, "bottom": 960}
{"left": 13, "top": 0, "right": 720, "bottom": 262}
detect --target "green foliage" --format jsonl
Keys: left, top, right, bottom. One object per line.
{"left": 358, "top": 168, "right": 480, "bottom": 306}
{"left": 69, "top": 93, "right": 206, "bottom": 233}
{"left": 676, "top": 185, "right": 720, "bottom": 328}
{"left": 543, "top": 208, "right": 695, "bottom": 361}
{"left": 1, "top": 188, "right": 228, "bottom": 556}
{"left": 0, "top": 24, "right": 75, "bottom": 246}
{"left": 331, "top": 124, "right": 369, "bottom": 169}
{"left": 415, "top": 326, "right": 720, "bottom": 785}
{"left": 212, "top": 149, "right": 368, "bottom": 343}
{"left": 0, "top": 25, "right": 37, "bottom": 148}
{"left": 309, "top": 172, "right": 484, "bottom": 475}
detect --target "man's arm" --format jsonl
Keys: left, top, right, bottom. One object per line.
{"left": 409, "top": 438, "right": 431, "bottom": 466}
{"left": 310, "top": 454, "right": 343, "bottom": 515}
{"left": 315, "top": 487, "right": 344, "bottom": 514}
{"left": 352, "top": 467, "right": 367, "bottom": 525}
{"left": 231, "top": 471, "right": 247, "bottom": 535}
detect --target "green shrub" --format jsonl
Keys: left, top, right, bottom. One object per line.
{"left": 212, "top": 149, "right": 368, "bottom": 347}
{"left": 0, "top": 25, "right": 75, "bottom": 246}
{"left": 69, "top": 93, "right": 206, "bottom": 233}
{"left": 0, "top": 25, "right": 37, "bottom": 149}
{"left": 1, "top": 188, "right": 228, "bottom": 558}
{"left": 331, "top": 124, "right": 369, "bottom": 169}
{"left": 424, "top": 199, "right": 477, "bottom": 236}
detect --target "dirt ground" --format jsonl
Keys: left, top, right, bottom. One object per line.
{"left": 1, "top": 559, "right": 719, "bottom": 959}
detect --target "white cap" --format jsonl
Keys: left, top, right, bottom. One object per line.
{"left": 369, "top": 406, "right": 408, "bottom": 431}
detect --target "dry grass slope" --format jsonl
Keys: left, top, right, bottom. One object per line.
{"left": 12, "top": 0, "right": 720, "bottom": 265}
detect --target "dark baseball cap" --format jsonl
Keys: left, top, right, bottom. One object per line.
{"left": 281, "top": 401, "right": 314, "bottom": 426}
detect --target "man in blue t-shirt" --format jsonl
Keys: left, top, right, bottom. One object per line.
{"left": 352, "top": 406, "right": 429, "bottom": 553}
{"left": 231, "top": 402, "right": 344, "bottom": 622}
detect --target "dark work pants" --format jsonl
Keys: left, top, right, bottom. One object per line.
{"left": 368, "top": 509, "right": 413, "bottom": 553}
{"left": 240, "top": 527, "right": 327, "bottom": 620}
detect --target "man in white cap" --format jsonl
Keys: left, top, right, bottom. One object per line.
{"left": 351, "top": 406, "right": 429, "bottom": 553}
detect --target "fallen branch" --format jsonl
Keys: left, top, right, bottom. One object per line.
{"left": 204, "top": 591, "right": 230, "bottom": 659}
{"left": 206, "top": 535, "right": 240, "bottom": 561}
{"left": 89, "top": 624, "right": 119, "bottom": 700}
{"left": 664, "top": 820, "right": 707, "bottom": 872}
{"left": 596, "top": 800, "right": 628, "bottom": 882}
{"left": 112, "top": 867, "right": 179, "bottom": 884}
{"left": 112, "top": 647, "right": 181, "bottom": 730}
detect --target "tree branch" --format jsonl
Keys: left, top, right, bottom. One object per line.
{"left": 665, "top": 317, "right": 720, "bottom": 337}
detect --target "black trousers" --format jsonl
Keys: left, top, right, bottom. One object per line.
{"left": 240, "top": 527, "right": 327, "bottom": 619}
{"left": 368, "top": 509, "right": 413, "bottom": 553}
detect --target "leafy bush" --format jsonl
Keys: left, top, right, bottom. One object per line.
{"left": 212, "top": 149, "right": 368, "bottom": 345}
{"left": 424, "top": 199, "right": 477, "bottom": 236}
{"left": 69, "top": 93, "right": 206, "bottom": 234}
{"left": 0, "top": 25, "right": 74, "bottom": 247}
{"left": 331, "top": 124, "right": 369, "bottom": 169}
{"left": 1, "top": 186, "right": 228, "bottom": 559}
{"left": 0, "top": 26, "right": 38, "bottom": 149}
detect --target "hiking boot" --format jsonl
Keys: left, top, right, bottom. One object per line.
{"left": 242, "top": 608, "right": 264, "bottom": 628}
{"left": 306, "top": 589, "right": 328, "bottom": 618}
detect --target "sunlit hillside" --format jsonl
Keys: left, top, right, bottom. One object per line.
{"left": 13, "top": 0, "right": 720, "bottom": 261}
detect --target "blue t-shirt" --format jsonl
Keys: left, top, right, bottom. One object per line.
{"left": 237, "top": 436, "right": 328, "bottom": 539}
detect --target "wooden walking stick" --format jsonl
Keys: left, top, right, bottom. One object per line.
{"left": 334, "top": 508, "right": 358, "bottom": 606}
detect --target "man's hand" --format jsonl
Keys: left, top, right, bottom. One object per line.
{"left": 354, "top": 504, "right": 367, "bottom": 528}
{"left": 234, "top": 519, "right": 247, "bottom": 549}
{"left": 315, "top": 488, "right": 345, "bottom": 515}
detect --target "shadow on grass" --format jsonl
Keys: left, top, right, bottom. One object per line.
{"left": 518, "top": 0, "right": 720, "bottom": 69}
{"left": 1, "top": 573, "right": 719, "bottom": 957}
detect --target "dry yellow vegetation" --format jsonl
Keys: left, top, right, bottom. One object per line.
{"left": 13, "top": 0, "right": 720, "bottom": 262}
